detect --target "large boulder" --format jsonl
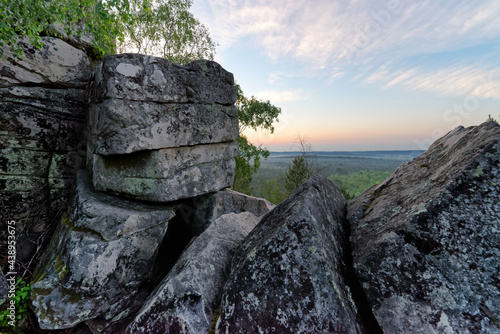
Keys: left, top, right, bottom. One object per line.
{"left": 0, "top": 37, "right": 90, "bottom": 268}
{"left": 348, "top": 122, "right": 500, "bottom": 333}
{"left": 216, "top": 175, "right": 368, "bottom": 333}
{"left": 31, "top": 171, "right": 176, "bottom": 332}
{"left": 127, "top": 212, "right": 260, "bottom": 334}
{"left": 87, "top": 54, "right": 239, "bottom": 202}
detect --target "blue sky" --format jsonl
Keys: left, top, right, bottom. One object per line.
{"left": 191, "top": 0, "right": 500, "bottom": 151}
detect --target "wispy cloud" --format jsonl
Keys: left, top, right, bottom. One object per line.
{"left": 364, "top": 64, "right": 500, "bottom": 98}
{"left": 193, "top": 0, "right": 500, "bottom": 95}
{"left": 197, "top": 1, "right": 500, "bottom": 62}
{"left": 254, "top": 89, "right": 309, "bottom": 102}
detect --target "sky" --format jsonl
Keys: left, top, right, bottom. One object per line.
{"left": 191, "top": 0, "right": 500, "bottom": 151}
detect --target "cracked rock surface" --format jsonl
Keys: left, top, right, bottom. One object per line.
{"left": 31, "top": 171, "right": 176, "bottom": 332}
{"left": 0, "top": 37, "right": 90, "bottom": 267}
{"left": 216, "top": 174, "right": 368, "bottom": 333}
{"left": 348, "top": 122, "right": 500, "bottom": 333}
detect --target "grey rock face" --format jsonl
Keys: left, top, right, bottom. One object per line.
{"left": 127, "top": 212, "right": 260, "bottom": 334}
{"left": 348, "top": 122, "right": 500, "bottom": 333}
{"left": 91, "top": 141, "right": 238, "bottom": 202}
{"left": 88, "top": 100, "right": 237, "bottom": 155}
{"left": 31, "top": 171, "right": 175, "bottom": 331}
{"left": 0, "top": 37, "right": 90, "bottom": 268}
{"left": 90, "top": 54, "right": 236, "bottom": 105}
{"left": 0, "top": 37, "right": 91, "bottom": 88}
{"left": 217, "top": 174, "right": 366, "bottom": 333}
{"left": 87, "top": 54, "right": 239, "bottom": 202}
{"left": 189, "top": 189, "right": 275, "bottom": 236}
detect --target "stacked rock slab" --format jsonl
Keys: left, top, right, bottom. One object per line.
{"left": 87, "top": 54, "right": 239, "bottom": 202}
{"left": 0, "top": 37, "right": 90, "bottom": 265}
{"left": 31, "top": 171, "right": 176, "bottom": 332}
{"left": 348, "top": 122, "right": 500, "bottom": 333}
{"left": 216, "top": 175, "right": 368, "bottom": 333}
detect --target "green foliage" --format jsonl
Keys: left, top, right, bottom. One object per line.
{"left": 233, "top": 136, "right": 270, "bottom": 194}
{"left": 328, "top": 170, "right": 392, "bottom": 198}
{"left": 236, "top": 84, "right": 282, "bottom": 134}
{"left": 1, "top": 0, "right": 213, "bottom": 63}
{"left": 285, "top": 155, "right": 313, "bottom": 195}
{"left": 487, "top": 114, "right": 499, "bottom": 124}
{"left": 339, "top": 186, "right": 356, "bottom": 201}
{"left": 119, "top": 0, "right": 216, "bottom": 64}
{"left": 0, "top": 0, "right": 134, "bottom": 58}
{"left": 233, "top": 85, "right": 281, "bottom": 194}
{"left": 262, "top": 179, "right": 287, "bottom": 204}
{"left": 0, "top": 278, "right": 31, "bottom": 332}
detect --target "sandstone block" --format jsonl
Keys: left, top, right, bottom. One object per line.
{"left": 88, "top": 99, "right": 237, "bottom": 155}
{"left": 91, "top": 142, "right": 238, "bottom": 202}
{"left": 90, "top": 54, "right": 236, "bottom": 105}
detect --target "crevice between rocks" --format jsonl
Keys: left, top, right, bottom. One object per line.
{"left": 150, "top": 202, "right": 197, "bottom": 288}
{"left": 342, "top": 212, "right": 383, "bottom": 334}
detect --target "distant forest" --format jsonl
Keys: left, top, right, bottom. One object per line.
{"left": 250, "top": 151, "right": 423, "bottom": 204}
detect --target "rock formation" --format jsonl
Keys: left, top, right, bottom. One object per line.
{"left": 0, "top": 37, "right": 90, "bottom": 266}
{"left": 2, "top": 35, "right": 499, "bottom": 334}
{"left": 216, "top": 175, "right": 368, "bottom": 333}
{"left": 127, "top": 212, "right": 260, "bottom": 334}
{"left": 189, "top": 189, "right": 275, "bottom": 235}
{"left": 348, "top": 122, "right": 500, "bottom": 333}
{"left": 31, "top": 171, "right": 176, "bottom": 332}
{"left": 87, "top": 54, "right": 239, "bottom": 202}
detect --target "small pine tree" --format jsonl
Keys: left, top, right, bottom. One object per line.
{"left": 285, "top": 156, "right": 313, "bottom": 195}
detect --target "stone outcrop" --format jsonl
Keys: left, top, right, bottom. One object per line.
{"left": 348, "top": 122, "right": 500, "bottom": 333}
{"left": 216, "top": 175, "right": 367, "bottom": 333}
{"left": 127, "top": 212, "right": 260, "bottom": 334}
{"left": 31, "top": 171, "right": 176, "bottom": 332}
{"left": 87, "top": 54, "right": 239, "bottom": 202}
{"left": 0, "top": 36, "right": 90, "bottom": 266}
{"left": 91, "top": 141, "right": 238, "bottom": 203}
{"left": 188, "top": 189, "right": 275, "bottom": 235}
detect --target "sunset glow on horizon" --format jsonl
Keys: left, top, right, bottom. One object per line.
{"left": 192, "top": 0, "right": 500, "bottom": 151}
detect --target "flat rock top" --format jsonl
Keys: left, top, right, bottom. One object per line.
{"left": 92, "top": 53, "right": 236, "bottom": 105}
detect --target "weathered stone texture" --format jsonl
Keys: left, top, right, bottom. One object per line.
{"left": 88, "top": 100, "right": 238, "bottom": 155}
{"left": 91, "top": 141, "right": 238, "bottom": 202}
{"left": 189, "top": 189, "right": 275, "bottom": 235}
{"left": 0, "top": 37, "right": 90, "bottom": 267}
{"left": 348, "top": 122, "right": 500, "bottom": 333}
{"left": 31, "top": 171, "right": 176, "bottom": 332}
{"left": 127, "top": 212, "right": 259, "bottom": 334}
{"left": 87, "top": 54, "right": 239, "bottom": 202}
{"left": 90, "top": 54, "right": 236, "bottom": 105}
{"left": 217, "top": 174, "right": 366, "bottom": 333}
{"left": 0, "top": 37, "right": 91, "bottom": 88}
